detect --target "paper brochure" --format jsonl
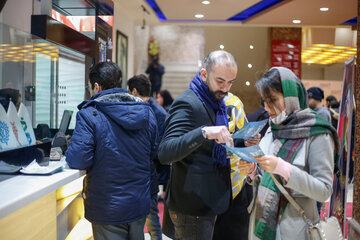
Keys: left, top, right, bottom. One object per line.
{"left": 232, "top": 119, "right": 268, "bottom": 139}
{"left": 224, "top": 144, "right": 264, "bottom": 163}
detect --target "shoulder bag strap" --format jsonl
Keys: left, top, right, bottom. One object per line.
{"left": 270, "top": 174, "right": 314, "bottom": 227}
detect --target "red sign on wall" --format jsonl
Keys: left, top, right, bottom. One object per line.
{"left": 271, "top": 40, "right": 301, "bottom": 78}
{"left": 51, "top": 10, "right": 113, "bottom": 33}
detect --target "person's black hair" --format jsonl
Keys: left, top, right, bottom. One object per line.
{"left": 127, "top": 74, "right": 151, "bottom": 97}
{"left": 158, "top": 89, "right": 173, "bottom": 107}
{"left": 331, "top": 101, "right": 340, "bottom": 109}
{"left": 255, "top": 68, "right": 282, "bottom": 101}
{"left": 153, "top": 55, "right": 159, "bottom": 63}
{"left": 326, "top": 95, "right": 337, "bottom": 103}
{"left": 89, "top": 62, "right": 122, "bottom": 91}
{"left": 0, "top": 88, "right": 19, "bottom": 111}
{"left": 326, "top": 95, "right": 339, "bottom": 108}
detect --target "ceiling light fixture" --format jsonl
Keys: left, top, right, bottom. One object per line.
{"left": 245, "top": 81, "right": 250, "bottom": 86}
{"left": 248, "top": 63, "right": 252, "bottom": 68}
{"left": 219, "top": 44, "right": 224, "bottom": 49}
{"left": 301, "top": 44, "right": 356, "bottom": 65}
{"left": 320, "top": 7, "right": 329, "bottom": 12}
{"left": 202, "top": 1, "right": 211, "bottom": 5}
{"left": 292, "top": 19, "right": 301, "bottom": 24}
{"left": 249, "top": 45, "right": 254, "bottom": 49}
{"left": 195, "top": 14, "right": 204, "bottom": 19}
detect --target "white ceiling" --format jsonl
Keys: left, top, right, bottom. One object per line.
{"left": 117, "top": 0, "right": 357, "bottom": 27}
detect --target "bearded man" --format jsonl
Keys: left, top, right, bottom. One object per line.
{"left": 158, "top": 50, "right": 237, "bottom": 239}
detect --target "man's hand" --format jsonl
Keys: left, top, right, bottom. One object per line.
{"left": 237, "top": 160, "right": 256, "bottom": 175}
{"left": 244, "top": 134, "right": 261, "bottom": 147}
{"left": 202, "top": 126, "right": 233, "bottom": 145}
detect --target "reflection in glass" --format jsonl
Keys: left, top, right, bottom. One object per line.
{"left": 0, "top": 22, "right": 88, "bottom": 152}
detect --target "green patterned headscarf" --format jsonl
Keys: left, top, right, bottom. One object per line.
{"left": 254, "top": 67, "right": 339, "bottom": 240}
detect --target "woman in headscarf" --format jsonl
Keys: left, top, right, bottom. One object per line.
{"left": 238, "top": 67, "right": 339, "bottom": 240}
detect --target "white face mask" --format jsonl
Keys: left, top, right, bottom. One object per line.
{"left": 271, "top": 110, "right": 287, "bottom": 125}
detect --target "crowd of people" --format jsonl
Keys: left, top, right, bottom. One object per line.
{"left": 65, "top": 50, "right": 340, "bottom": 240}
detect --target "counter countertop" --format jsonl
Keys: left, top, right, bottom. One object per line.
{"left": 0, "top": 163, "right": 85, "bottom": 219}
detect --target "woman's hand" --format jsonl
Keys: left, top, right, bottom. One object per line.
{"left": 244, "top": 134, "right": 261, "bottom": 147}
{"left": 255, "top": 155, "right": 280, "bottom": 173}
{"left": 237, "top": 160, "right": 256, "bottom": 175}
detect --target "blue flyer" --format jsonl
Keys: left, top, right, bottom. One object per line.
{"left": 223, "top": 145, "right": 264, "bottom": 163}
{"left": 232, "top": 119, "right": 268, "bottom": 139}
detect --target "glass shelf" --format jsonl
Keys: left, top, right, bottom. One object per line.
{"left": 0, "top": 22, "right": 91, "bottom": 131}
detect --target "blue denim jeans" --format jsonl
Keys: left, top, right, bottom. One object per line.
{"left": 145, "top": 195, "right": 162, "bottom": 240}
{"left": 169, "top": 210, "right": 217, "bottom": 240}
{"left": 92, "top": 217, "right": 146, "bottom": 240}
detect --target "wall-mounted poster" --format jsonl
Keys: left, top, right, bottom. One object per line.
{"left": 99, "top": 37, "right": 107, "bottom": 62}
{"left": 96, "top": 17, "right": 113, "bottom": 62}
{"left": 116, "top": 30, "right": 128, "bottom": 87}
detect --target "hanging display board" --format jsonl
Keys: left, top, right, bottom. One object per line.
{"left": 271, "top": 40, "right": 301, "bottom": 78}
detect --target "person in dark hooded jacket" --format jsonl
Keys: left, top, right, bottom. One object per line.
{"left": 66, "top": 62, "right": 158, "bottom": 240}
{"left": 128, "top": 74, "right": 166, "bottom": 240}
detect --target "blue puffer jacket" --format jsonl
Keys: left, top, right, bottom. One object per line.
{"left": 66, "top": 88, "right": 158, "bottom": 225}
{"left": 148, "top": 97, "right": 167, "bottom": 196}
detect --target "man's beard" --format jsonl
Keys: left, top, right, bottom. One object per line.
{"left": 209, "top": 89, "right": 228, "bottom": 101}
{"left": 205, "top": 78, "right": 228, "bottom": 101}
{"left": 308, "top": 100, "right": 316, "bottom": 110}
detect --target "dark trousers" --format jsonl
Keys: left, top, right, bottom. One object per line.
{"left": 212, "top": 183, "right": 253, "bottom": 240}
{"left": 151, "top": 81, "right": 161, "bottom": 97}
{"left": 92, "top": 217, "right": 146, "bottom": 240}
{"left": 169, "top": 210, "right": 217, "bottom": 240}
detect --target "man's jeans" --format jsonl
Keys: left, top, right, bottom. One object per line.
{"left": 92, "top": 217, "right": 146, "bottom": 240}
{"left": 169, "top": 210, "right": 217, "bottom": 240}
{"left": 145, "top": 195, "right": 163, "bottom": 240}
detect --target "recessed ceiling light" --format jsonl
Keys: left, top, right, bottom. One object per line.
{"left": 195, "top": 14, "right": 204, "bottom": 19}
{"left": 202, "top": 1, "right": 211, "bottom": 5}
{"left": 245, "top": 81, "right": 250, "bottom": 86}
{"left": 248, "top": 63, "right": 252, "bottom": 68}
{"left": 249, "top": 45, "right": 254, "bottom": 49}
{"left": 219, "top": 44, "right": 224, "bottom": 49}
{"left": 320, "top": 7, "right": 329, "bottom": 12}
{"left": 292, "top": 19, "right": 301, "bottom": 24}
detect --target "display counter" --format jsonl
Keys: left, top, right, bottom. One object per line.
{"left": 0, "top": 20, "right": 90, "bottom": 240}
{"left": 0, "top": 162, "right": 85, "bottom": 240}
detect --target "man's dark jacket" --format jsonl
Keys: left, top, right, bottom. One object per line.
{"left": 158, "top": 89, "right": 231, "bottom": 216}
{"left": 146, "top": 63, "right": 165, "bottom": 86}
{"left": 66, "top": 88, "right": 157, "bottom": 225}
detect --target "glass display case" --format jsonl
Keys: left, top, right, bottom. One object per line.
{"left": 0, "top": 22, "right": 90, "bottom": 134}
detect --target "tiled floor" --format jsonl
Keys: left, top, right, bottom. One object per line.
{"left": 84, "top": 184, "right": 355, "bottom": 240}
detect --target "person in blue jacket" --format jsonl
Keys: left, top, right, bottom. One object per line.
{"left": 128, "top": 74, "right": 167, "bottom": 240}
{"left": 66, "top": 62, "right": 158, "bottom": 240}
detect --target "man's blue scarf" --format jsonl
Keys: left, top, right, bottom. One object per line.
{"left": 189, "top": 72, "right": 229, "bottom": 167}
